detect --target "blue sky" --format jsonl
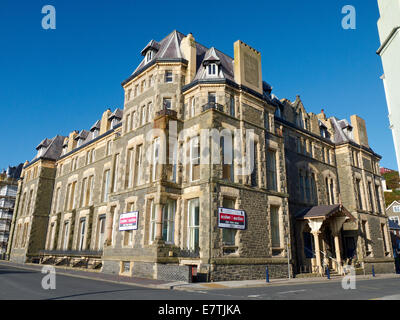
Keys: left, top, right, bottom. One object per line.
{"left": 0, "top": 0, "right": 395, "bottom": 170}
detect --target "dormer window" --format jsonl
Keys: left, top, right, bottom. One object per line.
{"left": 111, "top": 118, "right": 119, "bottom": 128}
{"left": 92, "top": 129, "right": 99, "bottom": 139}
{"left": 77, "top": 139, "right": 82, "bottom": 148}
{"left": 146, "top": 50, "right": 153, "bottom": 63}
{"left": 343, "top": 126, "right": 354, "bottom": 140}
{"left": 207, "top": 63, "right": 218, "bottom": 76}
{"left": 320, "top": 127, "right": 330, "bottom": 139}
{"left": 37, "top": 147, "right": 46, "bottom": 158}
{"left": 62, "top": 145, "right": 68, "bottom": 155}
{"left": 203, "top": 48, "right": 220, "bottom": 78}
{"left": 141, "top": 40, "right": 159, "bottom": 64}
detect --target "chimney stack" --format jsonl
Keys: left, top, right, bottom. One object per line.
{"left": 350, "top": 115, "right": 369, "bottom": 147}
{"left": 180, "top": 33, "right": 197, "bottom": 84}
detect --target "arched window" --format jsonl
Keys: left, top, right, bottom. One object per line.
{"left": 207, "top": 63, "right": 218, "bottom": 76}
{"left": 146, "top": 50, "right": 153, "bottom": 63}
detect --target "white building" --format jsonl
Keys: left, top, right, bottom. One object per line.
{"left": 0, "top": 165, "right": 22, "bottom": 258}
{"left": 377, "top": 0, "right": 400, "bottom": 171}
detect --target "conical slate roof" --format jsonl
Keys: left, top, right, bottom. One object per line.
{"left": 122, "top": 30, "right": 235, "bottom": 85}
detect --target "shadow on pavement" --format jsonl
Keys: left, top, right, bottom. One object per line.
{"left": 0, "top": 269, "right": 37, "bottom": 275}
{"left": 47, "top": 287, "right": 159, "bottom": 300}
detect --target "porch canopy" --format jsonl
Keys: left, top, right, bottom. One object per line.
{"left": 296, "top": 204, "right": 354, "bottom": 221}
{"left": 296, "top": 204, "right": 355, "bottom": 274}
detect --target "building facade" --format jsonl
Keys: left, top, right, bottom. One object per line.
{"left": 8, "top": 30, "right": 395, "bottom": 280}
{"left": 385, "top": 200, "right": 400, "bottom": 273}
{"left": 275, "top": 96, "right": 393, "bottom": 275}
{"left": 377, "top": 0, "right": 400, "bottom": 172}
{"left": 7, "top": 136, "right": 65, "bottom": 263}
{"left": 386, "top": 200, "right": 400, "bottom": 236}
{"left": 0, "top": 165, "right": 22, "bottom": 258}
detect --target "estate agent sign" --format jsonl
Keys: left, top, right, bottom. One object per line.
{"left": 119, "top": 211, "right": 139, "bottom": 231}
{"left": 218, "top": 207, "right": 246, "bottom": 230}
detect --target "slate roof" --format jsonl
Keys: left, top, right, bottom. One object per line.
{"left": 329, "top": 117, "right": 355, "bottom": 144}
{"left": 75, "top": 130, "right": 89, "bottom": 141}
{"left": 109, "top": 108, "right": 123, "bottom": 120}
{"left": 30, "top": 135, "right": 66, "bottom": 165}
{"left": 295, "top": 204, "right": 355, "bottom": 222}
{"left": 193, "top": 47, "right": 234, "bottom": 82}
{"left": 5, "top": 164, "right": 23, "bottom": 179}
{"left": 202, "top": 47, "right": 221, "bottom": 65}
{"left": 123, "top": 30, "right": 235, "bottom": 85}
{"left": 90, "top": 120, "right": 100, "bottom": 132}
{"left": 296, "top": 205, "right": 342, "bottom": 219}
{"left": 141, "top": 40, "right": 161, "bottom": 56}
{"left": 127, "top": 30, "right": 185, "bottom": 80}
{"left": 36, "top": 138, "right": 52, "bottom": 150}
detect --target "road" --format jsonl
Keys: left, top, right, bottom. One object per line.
{"left": 1, "top": 263, "right": 400, "bottom": 300}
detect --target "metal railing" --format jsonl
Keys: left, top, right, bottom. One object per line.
{"left": 304, "top": 247, "right": 343, "bottom": 274}
{"left": 201, "top": 102, "right": 224, "bottom": 113}
{"left": 179, "top": 248, "right": 200, "bottom": 258}
{"left": 39, "top": 250, "right": 103, "bottom": 258}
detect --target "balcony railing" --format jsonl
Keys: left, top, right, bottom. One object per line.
{"left": 156, "top": 107, "right": 177, "bottom": 118}
{"left": 202, "top": 102, "right": 224, "bottom": 113}
{"left": 39, "top": 250, "right": 103, "bottom": 258}
{"left": 179, "top": 248, "right": 200, "bottom": 258}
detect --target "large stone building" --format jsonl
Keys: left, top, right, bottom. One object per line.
{"left": 7, "top": 30, "right": 395, "bottom": 281}
{"left": 275, "top": 97, "right": 392, "bottom": 274}
{"left": 0, "top": 164, "right": 22, "bottom": 259}
{"left": 377, "top": 0, "right": 400, "bottom": 172}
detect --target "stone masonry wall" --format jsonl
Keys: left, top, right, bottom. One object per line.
{"left": 210, "top": 263, "right": 288, "bottom": 281}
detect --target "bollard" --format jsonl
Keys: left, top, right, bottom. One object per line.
{"left": 372, "top": 265, "right": 375, "bottom": 277}
{"left": 326, "top": 267, "right": 330, "bottom": 280}
{"left": 266, "top": 267, "right": 270, "bottom": 283}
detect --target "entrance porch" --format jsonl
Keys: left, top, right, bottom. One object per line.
{"left": 295, "top": 204, "right": 356, "bottom": 275}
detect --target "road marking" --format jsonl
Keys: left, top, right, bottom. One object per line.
{"left": 248, "top": 295, "right": 261, "bottom": 298}
{"left": 278, "top": 289, "right": 306, "bottom": 295}
{"left": 372, "top": 294, "right": 400, "bottom": 300}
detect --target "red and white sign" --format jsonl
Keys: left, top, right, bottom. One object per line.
{"left": 119, "top": 211, "right": 139, "bottom": 231}
{"left": 218, "top": 207, "right": 246, "bottom": 230}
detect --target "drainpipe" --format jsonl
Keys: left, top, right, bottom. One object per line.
{"left": 208, "top": 132, "right": 214, "bottom": 280}
{"left": 377, "top": 26, "right": 400, "bottom": 55}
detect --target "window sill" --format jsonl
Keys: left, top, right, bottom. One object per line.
{"left": 272, "top": 247, "right": 285, "bottom": 257}
{"left": 222, "top": 246, "right": 238, "bottom": 255}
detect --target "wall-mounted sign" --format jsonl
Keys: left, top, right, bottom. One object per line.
{"left": 218, "top": 207, "right": 246, "bottom": 230}
{"left": 119, "top": 211, "right": 139, "bottom": 231}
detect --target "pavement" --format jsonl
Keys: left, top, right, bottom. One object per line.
{"left": 2, "top": 260, "right": 400, "bottom": 300}
{"left": 2, "top": 259, "right": 400, "bottom": 291}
